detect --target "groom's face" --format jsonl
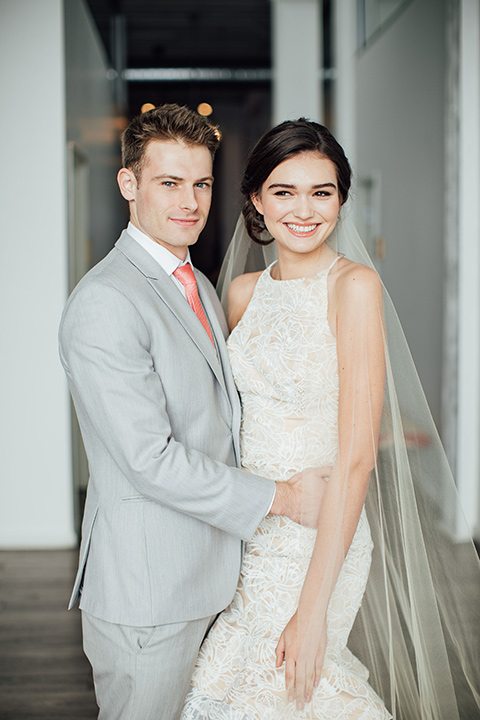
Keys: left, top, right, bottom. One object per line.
{"left": 118, "top": 139, "right": 214, "bottom": 260}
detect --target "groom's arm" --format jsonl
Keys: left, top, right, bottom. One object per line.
{"left": 59, "top": 279, "right": 275, "bottom": 542}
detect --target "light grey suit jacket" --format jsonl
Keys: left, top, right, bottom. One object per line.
{"left": 59, "top": 230, "right": 274, "bottom": 627}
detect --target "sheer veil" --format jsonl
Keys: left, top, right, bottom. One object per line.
{"left": 217, "top": 212, "right": 480, "bottom": 719}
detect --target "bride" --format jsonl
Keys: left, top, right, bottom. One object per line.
{"left": 182, "top": 119, "right": 480, "bottom": 719}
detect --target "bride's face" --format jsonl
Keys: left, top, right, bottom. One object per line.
{"left": 251, "top": 151, "right": 341, "bottom": 257}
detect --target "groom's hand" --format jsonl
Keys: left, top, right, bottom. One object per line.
{"left": 269, "top": 467, "right": 332, "bottom": 528}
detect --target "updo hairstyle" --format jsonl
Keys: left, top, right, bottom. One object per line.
{"left": 241, "top": 119, "right": 352, "bottom": 245}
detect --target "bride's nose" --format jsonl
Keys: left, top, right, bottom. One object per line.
{"left": 293, "top": 195, "right": 314, "bottom": 220}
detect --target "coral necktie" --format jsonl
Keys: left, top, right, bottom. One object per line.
{"left": 173, "top": 264, "right": 214, "bottom": 345}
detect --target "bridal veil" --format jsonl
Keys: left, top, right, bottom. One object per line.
{"left": 217, "top": 212, "right": 480, "bottom": 720}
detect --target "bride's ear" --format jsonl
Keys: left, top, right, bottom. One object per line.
{"left": 250, "top": 192, "right": 264, "bottom": 216}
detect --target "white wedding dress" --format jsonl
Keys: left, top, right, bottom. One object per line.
{"left": 182, "top": 260, "right": 391, "bottom": 719}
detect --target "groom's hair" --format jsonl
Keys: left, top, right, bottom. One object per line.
{"left": 121, "top": 103, "right": 221, "bottom": 181}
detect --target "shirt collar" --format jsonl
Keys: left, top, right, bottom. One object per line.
{"left": 127, "top": 222, "right": 192, "bottom": 276}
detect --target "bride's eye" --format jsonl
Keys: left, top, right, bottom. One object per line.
{"left": 315, "top": 190, "right": 332, "bottom": 197}
{"left": 273, "top": 190, "right": 292, "bottom": 197}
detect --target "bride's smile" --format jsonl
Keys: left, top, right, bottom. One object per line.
{"left": 284, "top": 222, "right": 320, "bottom": 236}
{"left": 251, "top": 151, "right": 342, "bottom": 270}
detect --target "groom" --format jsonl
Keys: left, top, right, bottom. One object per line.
{"left": 59, "top": 104, "right": 321, "bottom": 720}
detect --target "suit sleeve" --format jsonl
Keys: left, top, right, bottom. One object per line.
{"left": 59, "top": 279, "right": 275, "bottom": 541}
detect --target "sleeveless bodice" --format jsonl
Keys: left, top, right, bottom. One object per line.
{"left": 227, "top": 263, "right": 339, "bottom": 482}
{"left": 182, "top": 259, "right": 390, "bottom": 720}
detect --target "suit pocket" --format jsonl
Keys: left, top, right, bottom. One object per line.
{"left": 69, "top": 506, "right": 99, "bottom": 609}
{"left": 120, "top": 495, "right": 151, "bottom": 503}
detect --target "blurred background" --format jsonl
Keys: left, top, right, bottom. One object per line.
{"left": 0, "top": 0, "right": 479, "bottom": 550}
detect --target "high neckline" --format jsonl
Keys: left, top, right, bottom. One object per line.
{"left": 266, "top": 256, "right": 340, "bottom": 283}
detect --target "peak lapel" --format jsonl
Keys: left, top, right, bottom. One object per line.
{"left": 115, "top": 231, "right": 227, "bottom": 396}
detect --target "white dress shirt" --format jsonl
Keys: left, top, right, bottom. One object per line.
{"left": 127, "top": 222, "right": 192, "bottom": 298}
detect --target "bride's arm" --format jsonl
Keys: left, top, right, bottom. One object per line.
{"left": 276, "top": 263, "right": 385, "bottom": 710}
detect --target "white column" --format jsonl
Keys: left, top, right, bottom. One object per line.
{"left": 271, "top": 0, "right": 322, "bottom": 124}
{"left": 0, "top": 0, "right": 75, "bottom": 547}
{"left": 457, "top": 0, "right": 480, "bottom": 537}
{"left": 333, "top": 0, "right": 357, "bottom": 169}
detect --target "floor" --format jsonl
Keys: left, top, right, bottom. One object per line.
{"left": 0, "top": 550, "right": 97, "bottom": 720}
{"left": 0, "top": 548, "right": 479, "bottom": 719}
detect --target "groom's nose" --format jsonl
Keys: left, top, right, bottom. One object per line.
{"left": 179, "top": 185, "right": 199, "bottom": 212}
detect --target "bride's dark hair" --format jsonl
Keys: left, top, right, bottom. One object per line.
{"left": 241, "top": 118, "right": 352, "bottom": 245}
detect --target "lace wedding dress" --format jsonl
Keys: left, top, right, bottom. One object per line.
{"left": 182, "top": 260, "right": 391, "bottom": 720}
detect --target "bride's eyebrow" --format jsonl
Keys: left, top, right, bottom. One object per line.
{"left": 267, "top": 182, "right": 338, "bottom": 190}
{"left": 313, "top": 182, "right": 337, "bottom": 190}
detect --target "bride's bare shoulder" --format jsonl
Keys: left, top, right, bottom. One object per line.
{"left": 335, "top": 258, "right": 382, "bottom": 303}
{"left": 227, "top": 271, "right": 263, "bottom": 331}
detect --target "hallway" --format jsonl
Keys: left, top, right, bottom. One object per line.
{"left": 0, "top": 550, "right": 97, "bottom": 719}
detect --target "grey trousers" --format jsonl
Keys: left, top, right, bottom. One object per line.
{"left": 82, "top": 610, "right": 214, "bottom": 720}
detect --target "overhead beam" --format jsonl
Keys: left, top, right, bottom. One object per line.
{"left": 120, "top": 67, "right": 336, "bottom": 82}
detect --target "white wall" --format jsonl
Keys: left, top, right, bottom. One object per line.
{"left": 456, "top": 0, "right": 480, "bottom": 536}
{"left": 356, "top": 0, "right": 446, "bottom": 425}
{"left": 0, "top": 0, "right": 124, "bottom": 548}
{"left": 0, "top": 0, "right": 75, "bottom": 547}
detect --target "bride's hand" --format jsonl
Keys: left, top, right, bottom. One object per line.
{"left": 270, "top": 467, "right": 331, "bottom": 527}
{"left": 275, "top": 611, "right": 327, "bottom": 710}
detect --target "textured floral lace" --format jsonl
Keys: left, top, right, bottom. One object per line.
{"left": 182, "top": 263, "right": 391, "bottom": 719}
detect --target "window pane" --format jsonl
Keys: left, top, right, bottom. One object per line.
{"left": 358, "top": 0, "right": 411, "bottom": 47}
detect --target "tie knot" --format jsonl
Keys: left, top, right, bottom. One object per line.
{"left": 173, "top": 263, "right": 196, "bottom": 287}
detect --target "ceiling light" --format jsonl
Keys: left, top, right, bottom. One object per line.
{"left": 197, "top": 102, "right": 213, "bottom": 117}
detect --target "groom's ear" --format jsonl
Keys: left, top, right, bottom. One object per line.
{"left": 117, "top": 167, "right": 137, "bottom": 202}
{"left": 250, "top": 192, "right": 264, "bottom": 216}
